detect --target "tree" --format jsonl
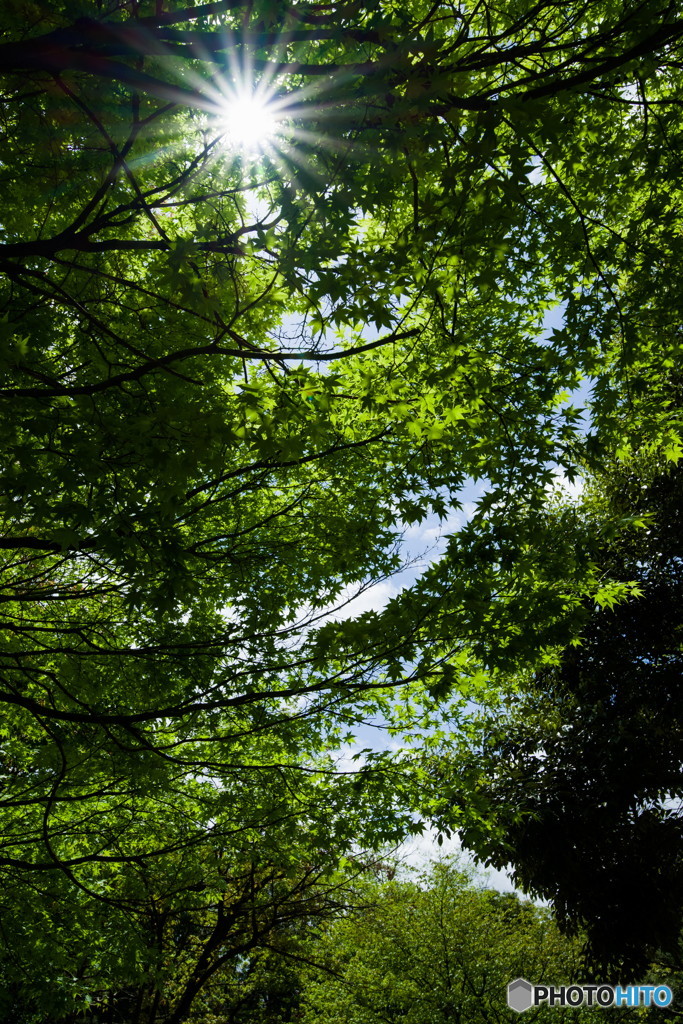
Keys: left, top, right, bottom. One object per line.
{"left": 1, "top": 849, "right": 362, "bottom": 1024}
{"left": 1, "top": 0, "right": 683, "bottom": 1010}
{"left": 299, "top": 858, "right": 615, "bottom": 1024}
{"left": 427, "top": 460, "right": 683, "bottom": 975}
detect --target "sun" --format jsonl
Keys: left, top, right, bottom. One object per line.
{"left": 204, "top": 63, "right": 332, "bottom": 178}
{"left": 218, "top": 92, "right": 281, "bottom": 154}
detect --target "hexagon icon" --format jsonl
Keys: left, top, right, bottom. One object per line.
{"left": 508, "top": 978, "right": 534, "bottom": 1013}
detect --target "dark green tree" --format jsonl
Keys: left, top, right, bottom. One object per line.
{"left": 430, "top": 461, "right": 683, "bottom": 975}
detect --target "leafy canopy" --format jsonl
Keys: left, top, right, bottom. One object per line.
{"left": 0, "top": 0, "right": 682, "bottom": 1013}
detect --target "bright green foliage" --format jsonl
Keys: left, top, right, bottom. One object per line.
{"left": 0, "top": 0, "right": 682, "bottom": 1012}
{"left": 299, "top": 859, "right": 616, "bottom": 1024}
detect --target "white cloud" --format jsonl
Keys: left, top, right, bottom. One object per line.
{"left": 322, "top": 579, "right": 400, "bottom": 621}
{"left": 403, "top": 502, "right": 478, "bottom": 553}
{"left": 331, "top": 744, "right": 367, "bottom": 773}
{"left": 396, "top": 823, "right": 518, "bottom": 892}
{"left": 547, "top": 468, "right": 584, "bottom": 501}
{"left": 526, "top": 154, "right": 544, "bottom": 185}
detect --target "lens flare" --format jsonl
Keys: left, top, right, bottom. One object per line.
{"left": 219, "top": 93, "right": 280, "bottom": 153}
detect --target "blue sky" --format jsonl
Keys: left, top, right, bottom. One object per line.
{"left": 312, "top": 300, "right": 591, "bottom": 888}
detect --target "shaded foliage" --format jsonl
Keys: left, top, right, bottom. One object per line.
{"left": 438, "top": 464, "right": 683, "bottom": 975}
